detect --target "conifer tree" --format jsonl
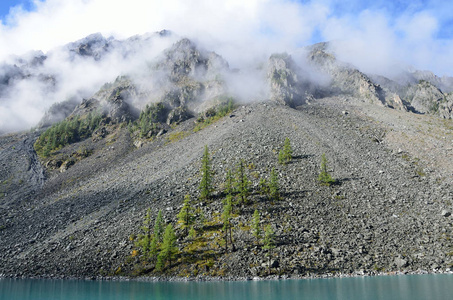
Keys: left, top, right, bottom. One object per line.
{"left": 199, "top": 145, "right": 213, "bottom": 200}
{"left": 259, "top": 177, "right": 269, "bottom": 195}
{"left": 263, "top": 225, "right": 276, "bottom": 251}
{"left": 156, "top": 224, "right": 178, "bottom": 271}
{"left": 135, "top": 208, "right": 153, "bottom": 256}
{"left": 154, "top": 210, "right": 165, "bottom": 243}
{"left": 188, "top": 226, "right": 196, "bottom": 240}
{"left": 278, "top": 137, "right": 293, "bottom": 165}
{"left": 252, "top": 209, "right": 261, "bottom": 241}
{"left": 224, "top": 168, "right": 234, "bottom": 195}
{"left": 268, "top": 167, "right": 280, "bottom": 201}
{"left": 149, "top": 234, "right": 159, "bottom": 263}
{"left": 263, "top": 224, "right": 276, "bottom": 274}
{"left": 318, "top": 153, "right": 335, "bottom": 185}
{"left": 235, "top": 160, "right": 250, "bottom": 205}
{"left": 222, "top": 195, "right": 234, "bottom": 252}
{"left": 177, "top": 194, "right": 194, "bottom": 236}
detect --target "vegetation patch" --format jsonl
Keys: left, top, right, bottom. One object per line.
{"left": 166, "top": 131, "right": 190, "bottom": 144}
{"left": 129, "top": 102, "right": 167, "bottom": 139}
{"left": 194, "top": 97, "right": 235, "bottom": 132}
{"left": 34, "top": 113, "right": 103, "bottom": 157}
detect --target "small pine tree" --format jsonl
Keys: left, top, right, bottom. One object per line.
{"left": 224, "top": 168, "right": 234, "bottom": 195}
{"left": 222, "top": 196, "right": 234, "bottom": 252}
{"left": 154, "top": 210, "right": 165, "bottom": 243}
{"left": 199, "top": 145, "right": 213, "bottom": 200}
{"left": 252, "top": 209, "right": 261, "bottom": 241}
{"left": 188, "top": 226, "right": 196, "bottom": 240}
{"left": 318, "top": 153, "right": 335, "bottom": 186}
{"left": 263, "top": 224, "right": 276, "bottom": 251}
{"left": 177, "top": 194, "right": 194, "bottom": 236}
{"left": 259, "top": 177, "right": 269, "bottom": 195}
{"left": 135, "top": 208, "right": 153, "bottom": 256}
{"left": 278, "top": 137, "right": 293, "bottom": 165}
{"left": 235, "top": 160, "right": 250, "bottom": 205}
{"left": 268, "top": 167, "right": 280, "bottom": 201}
{"left": 263, "top": 224, "right": 276, "bottom": 274}
{"left": 156, "top": 224, "right": 178, "bottom": 271}
{"left": 149, "top": 234, "right": 159, "bottom": 263}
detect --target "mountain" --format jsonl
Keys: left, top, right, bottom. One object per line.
{"left": 0, "top": 33, "right": 452, "bottom": 279}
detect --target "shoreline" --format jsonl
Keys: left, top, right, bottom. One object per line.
{"left": 1, "top": 268, "right": 452, "bottom": 282}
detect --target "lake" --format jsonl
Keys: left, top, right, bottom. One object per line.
{"left": 1, "top": 274, "right": 452, "bottom": 300}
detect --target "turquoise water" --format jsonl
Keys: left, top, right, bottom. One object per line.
{"left": 1, "top": 274, "right": 452, "bottom": 300}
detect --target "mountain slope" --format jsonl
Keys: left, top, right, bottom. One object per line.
{"left": 1, "top": 99, "right": 452, "bottom": 278}
{"left": 0, "top": 34, "right": 452, "bottom": 279}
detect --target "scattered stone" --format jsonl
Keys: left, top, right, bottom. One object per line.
{"left": 441, "top": 210, "right": 451, "bottom": 217}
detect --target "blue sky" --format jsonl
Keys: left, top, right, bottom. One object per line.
{"left": 0, "top": 0, "right": 452, "bottom": 76}
{"left": 0, "top": 0, "right": 35, "bottom": 21}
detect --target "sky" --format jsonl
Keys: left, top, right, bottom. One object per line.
{"left": 0, "top": 0, "right": 452, "bottom": 76}
{"left": 1, "top": 0, "right": 453, "bottom": 133}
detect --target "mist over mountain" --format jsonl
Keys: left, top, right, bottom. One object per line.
{"left": 1, "top": 31, "right": 453, "bottom": 136}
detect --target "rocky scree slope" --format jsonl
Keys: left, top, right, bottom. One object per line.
{"left": 1, "top": 34, "right": 453, "bottom": 279}
{"left": 0, "top": 100, "right": 452, "bottom": 279}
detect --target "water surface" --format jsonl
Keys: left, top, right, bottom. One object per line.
{"left": 1, "top": 274, "right": 452, "bottom": 300}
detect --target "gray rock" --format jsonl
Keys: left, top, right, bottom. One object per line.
{"left": 441, "top": 210, "right": 451, "bottom": 217}
{"left": 395, "top": 257, "right": 408, "bottom": 269}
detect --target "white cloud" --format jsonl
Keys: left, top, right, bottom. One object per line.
{"left": 0, "top": 0, "right": 453, "bottom": 133}
{"left": 0, "top": 0, "right": 327, "bottom": 66}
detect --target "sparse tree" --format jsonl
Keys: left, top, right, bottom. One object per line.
{"left": 263, "top": 224, "right": 276, "bottom": 274}
{"left": 135, "top": 208, "right": 153, "bottom": 256}
{"left": 177, "top": 194, "right": 195, "bottom": 236}
{"left": 224, "top": 168, "right": 234, "bottom": 196}
{"left": 318, "top": 153, "right": 335, "bottom": 185}
{"left": 222, "top": 195, "right": 235, "bottom": 252}
{"left": 199, "top": 145, "right": 213, "bottom": 200}
{"left": 259, "top": 177, "right": 269, "bottom": 195}
{"left": 252, "top": 209, "right": 261, "bottom": 241}
{"left": 278, "top": 137, "right": 293, "bottom": 165}
{"left": 154, "top": 210, "right": 165, "bottom": 243}
{"left": 235, "top": 160, "right": 250, "bottom": 205}
{"left": 263, "top": 225, "right": 276, "bottom": 251}
{"left": 156, "top": 224, "right": 178, "bottom": 271}
{"left": 268, "top": 167, "right": 280, "bottom": 201}
{"left": 149, "top": 234, "right": 159, "bottom": 263}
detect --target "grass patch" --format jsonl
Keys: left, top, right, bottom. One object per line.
{"left": 167, "top": 131, "right": 190, "bottom": 144}
{"left": 194, "top": 98, "right": 236, "bottom": 132}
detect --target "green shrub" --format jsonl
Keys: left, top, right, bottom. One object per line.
{"left": 318, "top": 153, "right": 335, "bottom": 185}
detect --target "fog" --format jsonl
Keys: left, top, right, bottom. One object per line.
{"left": 0, "top": 0, "right": 452, "bottom": 133}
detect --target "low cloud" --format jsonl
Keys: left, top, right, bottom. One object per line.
{"left": 0, "top": 0, "right": 452, "bottom": 133}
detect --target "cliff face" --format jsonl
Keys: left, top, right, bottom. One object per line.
{"left": 0, "top": 34, "right": 452, "bottom": 279}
